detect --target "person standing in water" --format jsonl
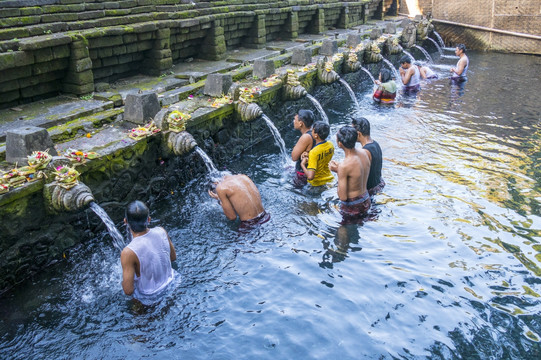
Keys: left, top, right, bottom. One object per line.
{"left": 450, "top": 44, "right": 469, "bottom": 81}
{"left": 329, "top": 126, "right": 371, "bottom": 223}
{"left": 352, "top": 117, "right": 385, "bottom": 196}
{"left": 373, "top": 68, "right": 397, "bottom": 104}
{"left": 399, "top": 55, "right": 421, "bottom": 93}
{"left": 416, "top": 62, "right": 438, "bottom": 80}
{"left": 300, "top": 121, "right": 335, "bottom": 187}
{"left": 208, "top": 174, "right": 269, "bottom": 229}
{"left": 291, "top": 109, "right": 316, "bottom": 187}
{"left": 121, "top": 201, "right": 177, "bottom": 304}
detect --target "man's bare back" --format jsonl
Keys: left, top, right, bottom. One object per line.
{"left": 335, "top": 148, "right": 370, "bottom": 201}
{"left": 209, "top": 174, "right": 265, "bottom": 221}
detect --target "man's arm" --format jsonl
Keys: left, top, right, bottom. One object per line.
{"left": 120, "top": 248, "right": 136, "bottom": 295}
{"left": 301, "top": 153, "right": 315, "bottom": 180}
{"left": 337, "top": 163, "right": 349, "bottom": 201}
{"left": 165, "top": 230, "right": 176, "bottom": 262}
{"left": 400, "top": 67, "right": 414, "bottom": 85}
{"left": 217, "top": 186, "right": 238, "bottom": 221}
{"left": 452, "top": 58, "right": 466, "bottom": 76}
{"left": 292, "top": 133, "right": 312, "bottom": 161}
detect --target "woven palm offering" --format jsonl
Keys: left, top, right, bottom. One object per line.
{"left": 54, "top": 166, "right": 80, "bottom": 189}
{"left": 27, "top": 150, "right": 52, "bottom": 170}
{"left": 167, "top": 110, "right": 191, "bottom": 133}
{"left": 128, "top": 121, "right": 160, "bottom": 140}
{"left": 64, "top": 149, "right": 100, "bottom": 164}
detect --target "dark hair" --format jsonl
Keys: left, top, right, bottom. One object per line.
{"left": 313, "top": 121, "right": 330, "bottom": 140}
{"left": 351, "top": 117, "right": 370, "bottom": 136}
{"left": 336, "top": 126, "right": 358, "bottom": 149}
{"left": 297, "top": 109, "right": 315, "bottom": 128}
{"left": 380, "top": 68, "right": 392, "bottom": 83}
{"left": 125, "top": 200, "right": 149, "bottom": 233}
{"left": 456, "top": 44, "right": 466, "bottom": 53}
{"left": 399, "top": 55, "right": 411, "bottom": 64}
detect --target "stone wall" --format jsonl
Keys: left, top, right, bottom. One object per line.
{"left": 0, "top": 0, "right": 386, "bottom": 108}
{"left": 399, "top": 0, "right": 541, "bottom": 54}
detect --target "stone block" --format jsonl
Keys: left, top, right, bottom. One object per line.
{"left": 291, "top": 46, "right": 312, "bottom": 66}
{"left": 63, "top": 82, "right": 94, "bottom": 95}
{"left": 203, "top": 74, "right": 233, "bottom": 97}
{"left": 64, "top": 69, "right": 94, "bottom": 85}
{"left": 370, "top": 28, "right": 382, "bottom": 40}
{"left": 53, "top": 45, "right": 70, "bottom": 59}
{"left": 253, "top": 59, "right": 275, "bottom": 79}
{"left": 69, "top": 58, "right": 93, "bottom": 73}
{"left": 401, "top": 19, "right": 411, "bottom": 28}
{"left": 346, "top": 34, "right": 361, "bottom": 48}
{"left": 6, "top": 126, "right": 58, "bottom": 164}
{"left": 319, "top": 39, "right": 338, "bottom": 56}
{"left": 124, "top": 92, "right": 161, "bottom": 125}
{"left": 33, "top": 48, "right": 54, "bottom": 63}
{"left": 385, "top": 22, "right": 396, "bottom": 34}
{"left": 0, "top": 51, "right": 34, "bottom": 71}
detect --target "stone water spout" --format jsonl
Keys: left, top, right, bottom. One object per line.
{"left": 363, "top": 41, "right": 383, "bottom": 64}
{"left": 416, "top": 18, "right": 433, "bottom": 42}
{"left": 317, "top": 57, "right": 340, "bottom": 84}
{"left": 283, "top": 70, "right": 307, "bottom": 100}
{"left": 401, "top": 22, "right": 417, "bottom": 49}
{"left": 168, "top": 131, "right": 197, "bottom": 156}
{"left": 43, "top": 182, "right": 94, "bottom": 213}
{"left": 236, "top": 102, "right": 263, "bottom": 122}
{"left": 385, "top": 37, "right": 402, "bottom": 55}
{"left": 343, "top": 50, "right": 361, "bottom": 73}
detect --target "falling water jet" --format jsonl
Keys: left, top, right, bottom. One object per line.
{"left": 414, "top": 45, "right": 433, "bottom": 63}
{"left": 194, "top": 146, "right": 219, "bottom": 176}
{"left": 261, "top": 114, "right": 289, "bottom": 165}
{"left": 338, "top": 78, "right": 360, "bottom": 112}
{"left": 426, "top": 37, "right": 443, "bottom": 56}
{"left": 306, "top": 94, "right": 329, "bottom": 124}
{"left": 89, "top": 202, "right": 126, "bottom": 252}
{"left": 382, "top": 57, "right": 400, "bottom": 81}
{"left": 360, "top": 66, "right": 377, "bottom": 85}
{"left": 401, "top": 48, "right": 416, "bottom": 63}
{"left": 433, "top": 31, "right": 445, "bottom": 48}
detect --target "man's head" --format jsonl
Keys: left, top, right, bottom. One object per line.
{"left": 336, "top": 126, "right": 358, "bottom": 149}
{"left": 455, "top": 44, "right": 466, "bottom": 56}
{"left": 295, "top": 109, "right": 315, "bottom": 129}
{"left": 312, "top": 121, "right": 330, "bottom": 141}
{"left": 351, "top": 117, "right": 370, "bottom": 137}
{"left": 125, "top": 200, "right": 150, "bottom": 233}
{"left": 399, "top": 55, "right": 411, "bottom": 68}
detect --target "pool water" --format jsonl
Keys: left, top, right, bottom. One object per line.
{"left": 1, "top": 51, "right": 540, "bottom": 359}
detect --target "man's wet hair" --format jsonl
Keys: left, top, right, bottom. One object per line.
{"left": 126, "top": 200, "right": 149, "bottom": 233}
{"left": 313, "top": 121, "right": 330, "bottom": 140}
{"left": 380, "top": 68, "right": 392, "bottom": 83}
{"left": 457, "top": 44, "right": 466, "bottom": 53}
{"left": 297, "top": 109, "right": 315, "bottom": 128}
{"left": 351, "top": 117, "right": 370, "bottom": 136}
{"left": 399, "top": 55, "right": 411, "bottom": 64}
{"left": 208, "top": 180, "right": 217, "bottom": 193}
{"left": 337, "top": 126, "right": 358, "bottom": 149}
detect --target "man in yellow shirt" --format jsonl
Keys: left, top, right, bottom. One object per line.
{"left": 300, "top": 121, "right": 334, "bottom": 186}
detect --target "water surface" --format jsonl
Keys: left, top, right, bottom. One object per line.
{"left": 1, "top": 51, "right": 540, "bottom": 360}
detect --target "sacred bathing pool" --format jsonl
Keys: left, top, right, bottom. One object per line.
{"left": 0, "top": 0, "right": 540, "bottom": 358}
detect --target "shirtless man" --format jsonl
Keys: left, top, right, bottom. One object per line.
{"left": 399, "top": 55, "right": 421, "bottom": 92}
{"left": 121, "top": 201, "right": 177, "bottom": 304}
{"left": 328, "top": 126, "right": 371, "bottom": 223}
{"left": 208, "top": 174, "right": 269, "bottom": 228}
{"left": 291, "top": 109, "right": 316, "bottom": 187}
{"left": 450, "top": 44, "right": 469, "bottom": 81}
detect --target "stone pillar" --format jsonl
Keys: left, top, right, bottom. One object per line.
{"left": 253, "top": 59, "right": 275, "bottom": 79}
{"left": 374, "top": 0, "right": 384, "bottom": 21}
{"left": 246, "top": 14, "right": 266, "bottom": 49}
{"left": 200, "top": 20, "right": 227, "bottom": 61}
{"left": 124, "top": 92, "right": 161, "bottom": 125}
{"left": 338, "top": 4, "right": 349, "bottom": 29}
{"left": 285, "top": 9, "right": 299, "bottom": 40}
{"left": 388, "top": 0, "right": 399, "bottom": 16}
{"left": 311, "top": 7, "right": 325, "bottom": 34}
{"left": 143, "top": 28, "right": 173, "bottom": 76}
{"left": 63, "top": 35, "right": 94, "bottom": 95}
{"left": 203, "top": 74, "right": 232, "bottom": 97}
{"left": 6, "top": 126, "right": 58, "bottom": 164}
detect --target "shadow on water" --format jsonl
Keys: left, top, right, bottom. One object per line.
{"left": 1, "top": 51, "right": 540, "bottom": 360}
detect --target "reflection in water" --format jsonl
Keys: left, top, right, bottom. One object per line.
{"left": 1, "top": 51, "right": 540, "bottom": 359}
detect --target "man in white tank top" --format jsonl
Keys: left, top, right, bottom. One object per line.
{"left": 121, "top": 201, "right": 177, "bottom": 304}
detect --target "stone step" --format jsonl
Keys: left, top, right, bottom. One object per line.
{"left": 47, "top": 107, "right": 124, "bottom": 143}
{"left": 0, "top": 96, "right": 114, "bottom": 142}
